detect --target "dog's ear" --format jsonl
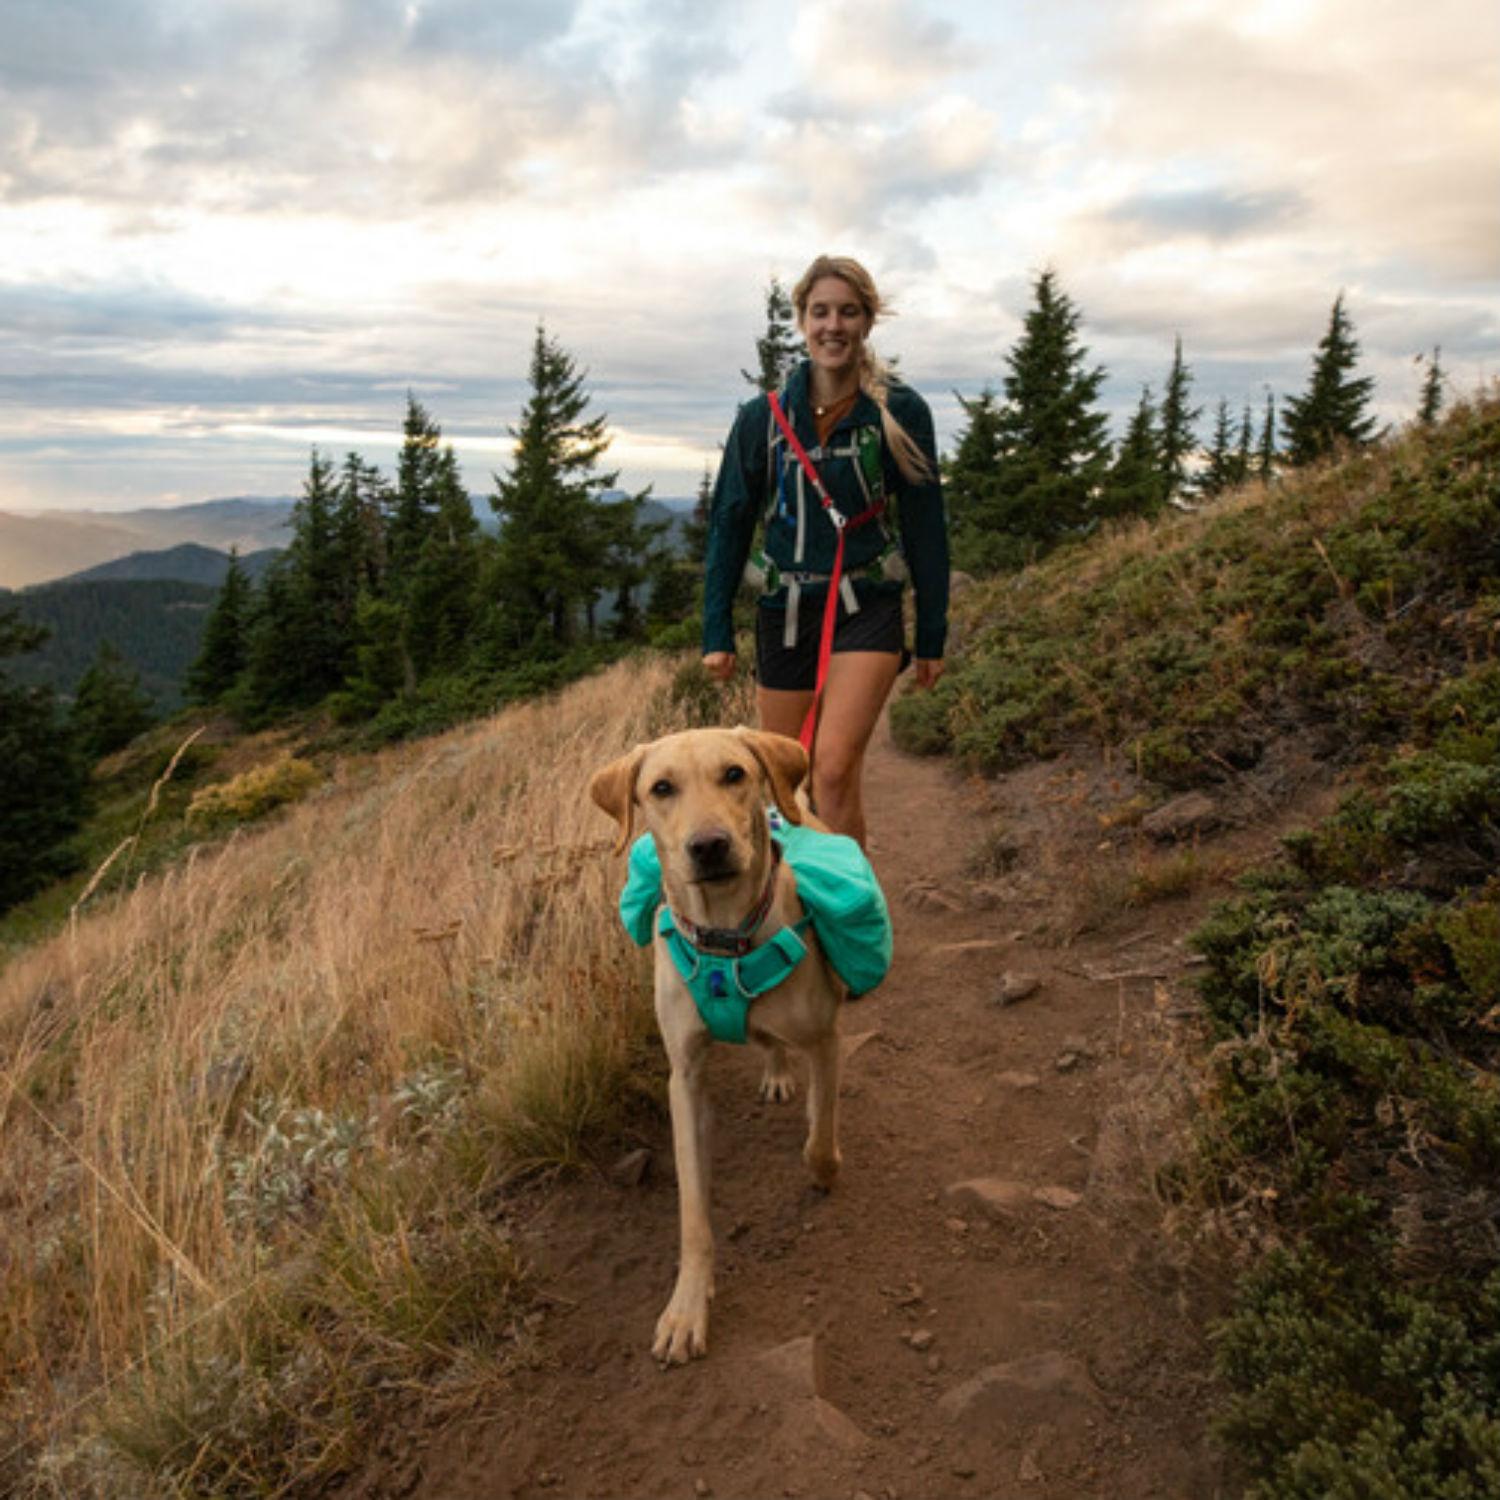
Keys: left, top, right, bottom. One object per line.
{"left": 736, "top": 728, "right": 807, "bottom": 826}
{"left": 589, "top": 746, "right": 646, "bottom": 854}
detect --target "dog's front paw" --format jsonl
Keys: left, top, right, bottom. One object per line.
{"left": 653, "top": 1279, "right": 711, "bottom": 1365}
{"left": 803, "top": 1142, "right": 842, "bottom": 1191}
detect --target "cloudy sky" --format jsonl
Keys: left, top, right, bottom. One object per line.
{"left": 2, "top": 0, "right": 1497, "bottom": 512}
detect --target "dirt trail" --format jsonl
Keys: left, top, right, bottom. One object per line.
{"left": 390, "top": 720, "right": 1252, "bottom": 1500}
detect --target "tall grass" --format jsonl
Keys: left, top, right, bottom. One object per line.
{"left": 0, "top": 654, "right": 741, "bottom": 1496}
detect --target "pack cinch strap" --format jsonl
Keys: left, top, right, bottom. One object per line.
{"left": 766, "top": 391, "right": 884, "bottom": 754}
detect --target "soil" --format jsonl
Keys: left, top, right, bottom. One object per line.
{"left": 349, "top": 717, "right": 1335, "bottom": 1500}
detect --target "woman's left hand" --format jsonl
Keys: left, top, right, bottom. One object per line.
{"left": 913, "top": 658, "right": 945, "bottom": 689}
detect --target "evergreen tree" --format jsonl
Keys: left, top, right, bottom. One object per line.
{"left": 0, "top": 604, "right": 85, "bottom": 911}
{"left": 1417, "top": 347, "right": 1446, "bottom": 427}
{"left": 1158, "top": 336, "right": 1201, "bottom": 503}
{"left": 388, "top": 395, "right": 447, "bottom": 593}
{"left": 1282, "top": 294, "right": 1378, "bottom": 465}
{"left": 1257, "top": 392, "right": 1278, "bottom": 482}
{"left": 1232, "top": 403, "right": 1255, "bottom": 489}
{"left": 971, "top": 270, "right": 1112, "bottom": 567}
{"left": 238, "top": 449, "right": 350, "bottom": 714}
{"left": 682, "top": 464, "right": 712, "bottom": 569}
{"left": 69, "top": 641, "right": 155, "bottom": 761}
{"left": 598, "top": 492, "right": 668, "bottom": 641}
{"left": 334, "top": 450, "right": 391, "bottom": 611}
{"left": 1197, "top": 399, "right": 1237, "bottom": 499}
{"left": 406, "top": 445, "right": 482, "bottom": 676}
{"left": 944, "top": 386, "right": 1006, "bottom": 570}
{"left": 742, "top": 276, "right": 801, "bottom": 394}
{"left": 1100, "top": 386, "right": 1165, "bottom": 520}
{"left": 187, "top": 548, "right": 251, "bottom": 703}
{"left": 486, "top": 324, "right": 619, "bottom": 653}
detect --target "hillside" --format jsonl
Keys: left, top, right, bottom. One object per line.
{"left": 0, "top": 497, "right": 294, "bottom": 588}
{"left": 2, "top": 577, "right": 217, "bottom": 708}
{"left": 51, "top": 542, "right": 283, "bottom": 587}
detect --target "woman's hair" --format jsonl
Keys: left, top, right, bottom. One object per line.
{"left": 791, "top": 255, "right": 933, "bottom": 484}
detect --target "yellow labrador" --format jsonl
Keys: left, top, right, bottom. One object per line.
{"left": 590, "top": 727, "right": 843, "bottom": 1364}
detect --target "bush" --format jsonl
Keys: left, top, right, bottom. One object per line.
{"left": 186, "top": 756, "right": 322, "bottom": 827}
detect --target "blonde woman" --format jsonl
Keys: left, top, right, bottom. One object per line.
{"left": 701, "top": 255, "right": 949, "bottom": 847}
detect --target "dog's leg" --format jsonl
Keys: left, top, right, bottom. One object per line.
{"left": 655, "top": 1025, "right": 715, "bottom": 1363}
{"left": 801, "top": 1030, "right": 842, "bottom": 1189}
{"left": 755, "top": 1036, "right": 797, "bottom": 1103}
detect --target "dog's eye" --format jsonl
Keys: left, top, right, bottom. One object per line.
{"left": 722, "top": 765, "right": 747, "bottom": 785}
{"left": 649, "top": 778, "right": 675, "bottom": 798}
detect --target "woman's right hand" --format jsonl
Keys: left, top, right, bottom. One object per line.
{"left": 702, "top": 652, "right": 736, "bottom": 682}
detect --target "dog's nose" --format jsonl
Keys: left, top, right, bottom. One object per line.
{"left": 686, "top": 828, "right": 733, "bottom": 875}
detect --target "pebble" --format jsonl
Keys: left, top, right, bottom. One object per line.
{"left": 695, "top": 1481, "right": 712, "bottom": 1499}
{"left": 951, "top": 1463, "right": 977, "bottom": 1479}
{"left": 996, "top": 1070, "right": 1041, "bottom": 1089}
{"left": 927, "top": 1353, "right": 944, "bottom": 1374}
{"left": 908, "top": 1328, "right": 936, "bottom": 1352}
{"left": 1033, "top": 1185, "right": 1082, "bottom": 1211}
{"left": 992, "top": 971, "right": 1041, "bottom": 1007}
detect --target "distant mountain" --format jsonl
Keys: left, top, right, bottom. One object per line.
{"left": 0, "top": 497, "right": 294, "bottom": 588}
{"left": 50, "top": 543, "right": 283, "bottom": 588}
{"left": 2, "top": 578, "right": 218, "bottom": 710}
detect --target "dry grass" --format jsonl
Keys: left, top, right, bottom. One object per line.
{"left": 0, "top": 653, "right": 746, "bottom": 1496}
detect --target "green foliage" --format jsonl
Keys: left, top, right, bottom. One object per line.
{"left": 186, "top": 756, "right": 322, "bottom": 828}
{"left": 742, "top": 275, "right": 801, "bottom": 394}
{"left": 69, "top": 640, "right": 156, "bottom": 761}
{"left": 0, "top": 603, "right": 86, "bottom": 911}
{"left": 1283, "top": 294, "right": 1379, "bottom": 465}
{"left": 1418, "top": 347, "right": 1446, "bottom": 428}
{"left": 945, "top": 270, "right": 1112, "bottom": 573}
{"left": 1100, "top": 385, "right": 1166, "bottom": 521}
{"left": 1158, "top": 335, "right": 1201, "bottom": 502}
{"left": 186, "top": 547, "right": 251, "bottom": 703}
{"left": 904, "top": 397, "right": 1500, "bottom": 786}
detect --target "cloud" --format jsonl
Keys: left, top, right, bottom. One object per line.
{"left": 1102, "top": 185, "right": 1305, "bottom": 244}
{"left": 790, "top": 0, "right": 968, "bottom": 112}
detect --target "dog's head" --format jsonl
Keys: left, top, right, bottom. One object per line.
{"left": 589, "top": 727, "right": 807, "bottom": 891}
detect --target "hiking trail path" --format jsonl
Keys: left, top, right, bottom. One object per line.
{"left": 360, "top": 714, "right": 1294, "bottom": 1500}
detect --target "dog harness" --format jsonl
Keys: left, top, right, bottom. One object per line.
{"left": 618, "top": 813, "right": 894, "bottom": 1045}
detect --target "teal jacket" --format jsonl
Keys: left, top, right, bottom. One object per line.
{"left": 702, "top": 360, "right": 950, "bottom": 661}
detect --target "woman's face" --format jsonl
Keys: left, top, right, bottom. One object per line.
{"left": 799, "top": 276, "right": 872, "bottom": 378}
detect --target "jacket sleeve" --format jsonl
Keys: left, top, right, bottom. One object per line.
{"left": 891, "top": 387, "right": 950, "bottom": 660}
{"left": 701, "top": 397, "right": 769, "bottom": 656}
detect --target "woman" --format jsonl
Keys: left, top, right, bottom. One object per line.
{"left": 701, "top": 255, "right": 949, "bottom": 847}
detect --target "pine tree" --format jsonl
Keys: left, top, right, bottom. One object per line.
{"left": 388, "top": 395, "right": 447, "bottom": 593}
{"left": 1417, "top": 347, "right": 1446, "bottom": 427}
{"left": 1232, "top": 403, "right": 1255, "bottom": 489}
{"left": 944, "top": 386, "right": 1006, "bottom": 570}
{"left": 1257, "top": 392, "right": 1278, "bottom": 482}
{"left": 742, "top": 277, "right": 801, "bottom": 394}
{"left": 1100, "top": 386, "right": 1165, "bottom": 520}
{"left": 187, "top": 548, "right": 251, "bottom": 703}
{"left": 487, "top": 324, "right": 619, "bottom": 653}
{"left": 406, "top": 444, "right": 481, "bottom": 676}
{"left": 1282, "top": 294, "right": 1378, "bottom": 465}
{"left": 1158, "top": 337, "right": 1201, "bottom": 503}
{"left": 69, "top": 641, "right": 155, "bottom": 761}
{"left": 682, "top": 464, "right": 712, "bottom": 568}
{"left": 334, "top": 450, "right": 391, "bottom": 611}
{"left": 990, "top": 270, "right": 1112, "bottom": 554}
{"left": 1197, "top": 400, "right": 1237, "bottom": 499}
{"left": 0, "top": 604, "right": 85, "bottom": 911}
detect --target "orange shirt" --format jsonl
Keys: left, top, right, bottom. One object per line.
{"left": 813, "top": 391, "right": 858, "bottom": 448}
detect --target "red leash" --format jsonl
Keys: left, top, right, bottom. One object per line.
{"left": 766, "top": 391, "right": 883, "bottom": 753}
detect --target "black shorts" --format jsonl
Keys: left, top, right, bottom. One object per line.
{"left": 755, "top": 589, "right": 906, "bottom": 691}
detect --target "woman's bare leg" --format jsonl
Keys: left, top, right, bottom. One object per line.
{"left": 800, "top": 651, "right": 901, "bottom": 846}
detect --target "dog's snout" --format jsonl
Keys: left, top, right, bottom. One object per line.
{"left": 686, "top": 828, "right": 734, "bottom": 875}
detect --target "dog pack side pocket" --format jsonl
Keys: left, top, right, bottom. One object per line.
{"left": 620, "top": 834, "right": 664, "bottom": 947}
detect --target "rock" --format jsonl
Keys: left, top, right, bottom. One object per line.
{"left": 945, "top": 1178, "right": 1031, "bottom": 1220}
{"left": 939, "top": 1351, "right": 1104, "bottom": 1424}
{"left": 1018, "top": 1452, "right": 1043, "bottom": 1483}
{"left": 1055, "top": 1051, "right": 1082, "bottom": 1073}
{"left": 609, "top": 1147, "right": 652, "bottom": 1187}
{"left": 927, "top": 1353, "right": 944, "bottom": 1374}
{"left": 1141, "top": 791, "right": 1219, "bottom": 842}
{"left": 991, "top": 971, "right": 1041, "bottom": 1007}
{"left": 908, "top": 1329, "right": 935, "bottom": 1352}
{"left": 944, "top": 1217, "right": 969, "bottom": 1234}
{"left": 1032, "top": 1185, "right": 1082, "bottom": 1211}
{"left": 695, "top": 1481, "right": 712, "bottom": 1498}
{"left": 996, "top": 1070, "right": 1041, "bottom": 1089}
{"left": 841, "top": 1029, "right": 881, "bottom": 1062}
{"left": 951, "top": 1463, "right": 976, "bottom": 1479}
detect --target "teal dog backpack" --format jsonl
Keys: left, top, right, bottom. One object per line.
{"left": 619, "top": 811, "right": 893, "bottom": 1043}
